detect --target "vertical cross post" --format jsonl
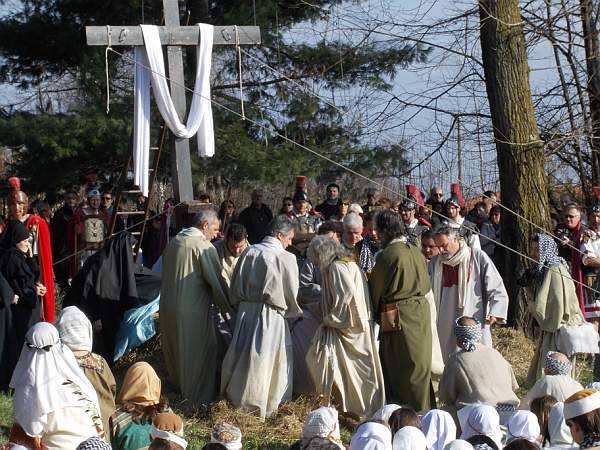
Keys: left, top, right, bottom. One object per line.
{"left": 163, "top": 0, "right": 193, "bottom": 202}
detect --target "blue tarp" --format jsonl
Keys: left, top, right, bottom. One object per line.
{"left": 113, "top": 295, "right": 160, "bottom": 361}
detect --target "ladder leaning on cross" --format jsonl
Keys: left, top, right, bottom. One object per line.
{"left": 86, "top": 0, "right": 260, "bottom": 206}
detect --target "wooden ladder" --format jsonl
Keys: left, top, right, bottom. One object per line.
{"left": 108, "top": 125, "right": 167, "bottom": 259}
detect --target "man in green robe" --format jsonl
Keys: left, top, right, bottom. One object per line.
{"left": 160, "top": 209, "right": 233, "bottom": 407}
{"left": 369, "top": 209, "right": 435, "bottom": 412}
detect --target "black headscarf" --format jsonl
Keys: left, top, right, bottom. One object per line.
{"left": 1, "top": 220, "right": 30, "bottom": 250}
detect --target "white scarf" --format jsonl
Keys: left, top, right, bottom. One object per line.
{"left": 10, "top": 323, "right": 101, "bottom": 437}
{"left": 433, "top": 243, "right": 472, "bottom": 310}
{"left": 458, "top": 404, "right": 503, "bottom": 450}
{"left": 422, "top": 409, "right": 457, "bottom": 450}
{"left": 351, "top": 422, "right": 393, "bottom": 450}
{"left": 133, "top": 23, "right": 215, "bottom": 196}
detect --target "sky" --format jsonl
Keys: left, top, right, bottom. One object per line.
{"left": 0, "top": 0, "right": 582, "bottom": 196}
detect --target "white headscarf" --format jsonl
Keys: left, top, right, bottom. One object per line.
{"left": 372, "top": 404, "right": 402, "bottom": 424}
{"left": 506, "top": 411, "right": 541, "bottom": 444}
{"left": 351, "top": 422, "right": 392, "bottom": 450}
{"left": 301, "top": 406, "right": 344, "bottom": 449}
{"left": 547, "top": 402, "right": 574, "bottom": 447}
{"left": 445, "top": 440, "right": 475, "bottom": 450}
{"left": 422, "top": 410, "right": 457, "bottom": 450}
{"left": 458, "top": 404, "right": 503, "bottom": 450}
{"left": 55, "top": 306, "right": 93, "bottom": 353}
{"left": 393, "top": 426, "right": 428, "bottom": 450}
{"left": 10, "top": 322, "right": 101, "bottom": 437}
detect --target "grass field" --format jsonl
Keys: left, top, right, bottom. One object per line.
{"left": 0, "top": 327, "right": 593, "bottom": 448}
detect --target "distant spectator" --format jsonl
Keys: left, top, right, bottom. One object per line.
{"left": 51, "top": 190, "right": 79, "bottom": 287}
{"left": 363, "top": 188, "right": 379, "bottom": 214}
{"left": 279, "top": 197, "right": 294, "bottom": 216}
{"left": 101, "top": 190, "right": 114, "bottom": 214}
{"left": 315, "top": 183, "right": 342, "bottom": 220}
{"left": 334, "top": 197, "right": 351, "bottom": 221}
{"left": 480, "top": 206, "right": 501, "bottom": 264}
{"left": 237, "top": 189, "right": 273, "bottom": 244}
{"left": 217, "top": 200, "right": 237, "bottom": 233}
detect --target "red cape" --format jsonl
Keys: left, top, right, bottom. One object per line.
{"left": 25, "top": 215, "right": 55, "bottom": 322}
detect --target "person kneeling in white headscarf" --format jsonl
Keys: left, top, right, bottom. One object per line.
{"left": 10, "top": 322, "right": 103, "bottom": 450}
{"left": 55, "top": 306, "right": 117, "bottom": 434}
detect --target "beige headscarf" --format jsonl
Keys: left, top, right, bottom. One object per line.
{"left": 118, "top": 361, "right": 161, "bottom": 406}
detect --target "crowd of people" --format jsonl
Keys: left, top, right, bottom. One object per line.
{"left": 1, "top": 177, "right": 600, "bottom": 449}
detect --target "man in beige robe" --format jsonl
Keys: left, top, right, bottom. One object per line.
{"left": 160, "top": 209, "right": 232, "bottom": 407}
{"left": 221, "top": 215, "right": 301, "bottom": 419}
{"left": 439, "top": 316, "right": 519, "bottom": 424}
{"left": 212, "top": 223, "right": 248, "bottom": 287}
{"left": 305, "top": 236, "right": 385, "bottom": 417}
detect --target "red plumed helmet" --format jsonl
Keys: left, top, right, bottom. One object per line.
{"left": 8, "top": 176, "right": 20, "bottom": 191}
{"left": 405, "top": 184, "right": 425, "bottom": 207}
{"left": 449, "top": 183, "right": 465, "bottom": 208}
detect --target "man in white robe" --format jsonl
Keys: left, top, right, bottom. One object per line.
{"left": 221, "top": 215, "right": 301, "bottom": 419}
{"left": 430, "top": 226, "right": 508, "bottom": 362}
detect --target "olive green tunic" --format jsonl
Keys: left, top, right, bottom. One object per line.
{"left": 369, "top": 239, "right": 434, "bottom": 412}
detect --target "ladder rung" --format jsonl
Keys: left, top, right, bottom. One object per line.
{"left": 131, "top": 232, "right": 141, "bottom": 235}
{"left": 117, "top": 211, "right": 146, "bottom": 215}
{"left": 121, "top": 190, "right": 143, "bottom": 194}
{"left": 150, "top": 147, "right": 159, "bottom": 150}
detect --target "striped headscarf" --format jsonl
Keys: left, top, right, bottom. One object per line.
{"left": 544, "top": 351, "right": 572, "bottom": 376}
{"left": 454, "top": 316, "right": 482, "bottom": 352}
{"left": 534, "top": 233, "right": 566, "bottom": 274}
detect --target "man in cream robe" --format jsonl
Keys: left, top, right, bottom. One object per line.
{"left": 305, "top": 236, "right": 385, "bottom": 417}
{"left": 439, "top": 316, "right": 519, "bottom": 425}
{"left": 160, "top": 209, "right": 232, "bottom": 407}
{"left": 430, "top": 227, "right": 508, "bottom": 362}
{"left": 221, "top": 216, "right": 301, "bottom": 419}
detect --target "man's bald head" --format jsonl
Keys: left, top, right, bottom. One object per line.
{"left": 549, "top": 351, "right": 568, "bottom": 363}
{"left": 457, "top": 316, "right": 478, "bottom": 327}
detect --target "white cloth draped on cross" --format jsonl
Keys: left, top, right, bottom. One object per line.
{"left": 133, "top": 23, "right": 215, "bottom": 196}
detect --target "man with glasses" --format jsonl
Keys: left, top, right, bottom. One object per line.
{"left": 559, "top": 203, "right": 587, "bottom": 314}
{"left": 100, "top": 191, "right": 114, "bottom": 214}
{"left": 426, "top": 186, "right": 445, "bottom": 227}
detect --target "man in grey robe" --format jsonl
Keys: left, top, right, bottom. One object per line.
{"left": 290, "top": 220, "right": 341, "bottom": 396}
{"left": 221, "top": 215, "right": 301, "bottom": 418}
{"left": 430, "top": 227, "right": 508, "bottom": 362}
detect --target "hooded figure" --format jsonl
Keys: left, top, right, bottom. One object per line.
{"left": 0, "top": 221, "right": 43, "bottom": 353}
{"left": 3, "top": 176, "right": 55, "bottom": 322}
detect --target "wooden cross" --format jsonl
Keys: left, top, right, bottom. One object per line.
{"left": 86, "top": 0, "right": 261, "bottom": 202}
